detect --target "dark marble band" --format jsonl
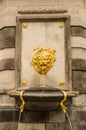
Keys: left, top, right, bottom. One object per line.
{"left": 72, "top": 59, "right": 86, "bottom": 71}
{"left": 0, "top": 27, "right": 15, "bottom": 50}
{"left": 71, "top": 26, "right": 86, "bottom": 38}
{"left": 0, "top": 26, "right": 86, "bottom": 50}
{"left": 0, "top": 58, "right": 15, "bottom": 71}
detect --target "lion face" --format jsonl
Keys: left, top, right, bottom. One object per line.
{"left": 31, "top": 47, "right": 56, "bottom": 74}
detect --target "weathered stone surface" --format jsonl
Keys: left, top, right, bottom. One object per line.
{"left": 72, "top": 71, "right": 86, "bottom": 93}
{"left": 30, "top": 0, "right": 57, "bottom": 6}
{"left": 77, "top": 124, "right": 86, "bottom": 130}
{"left": 58, "top": 123, "right": 64, "bottom": 130}
{"left": 0, "top": 122, "right": 18, "bottom": 130}
{"left": 0, "top": 95, "right": 15, "bottom": 107}
{"left": 49, "top": 111, "right": 65, "bottom": 123}
{"left": 0, "top": 70, "right": 15, "bottom": 90}
{"left": 73, "top": 94, "right": 86, "bottom": 106}
{"left": 0, "top": 48, "right": 15, "bottom": 60}
{"left": 16, "top": 111, "right": 65, "bottom": 123}
{"left": 64, "top": 123, "right": 73, "bottom": 130}
{"left": 0, "top": 0, "right": 4, "bottom": 10}
{"left": 20, "top": 111, "right": 49, "bottom": 123}
{"left": 72, "top": 59, "right": 86, "bottom": 71}
{"left": 78, "top": 111, "right": 86, "bottom": 123}
{"left": 0, "top": 27, "right": 15, "bottom": 49}
{"left": 18, "top": 7, "right": 67, "bottom": 14}
{"left": 0, "top": 58, "right": 15, "bottom": 71}
{"left": 72, "top": 48, "right": 86, "bottom": 59}
{"left": 71, "top": 37, "right": 86, "bottom": 49}
{"left": 6, "top": 0, "right": 30, "bottom": 7}
{"left": 46, "top": 123, "right": 59, "bottom": 130}
{"left": 17, "top": 123, "right": 45, "bottom": 130}
{"left": 68, "top": 110, "right": 79, "bottom": 122}
{"left": 0, "top": 7, "right": 86, "bottom": 28}
{"left": 71, "top": 26, "right": 86, "bottom": 38}
{"left": 0, "top": 7, "right": 17, "bottom": 28}
{"left": 0, "top": 109, "right": 18, "bottom": 122}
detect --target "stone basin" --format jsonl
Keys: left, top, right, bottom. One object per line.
{"left": 8, "top": 86, "right": 76, "bottom": 111}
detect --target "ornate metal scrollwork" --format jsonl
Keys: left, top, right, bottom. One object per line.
{"left": 31, "top": 47, "right": 56, "bottom": 74}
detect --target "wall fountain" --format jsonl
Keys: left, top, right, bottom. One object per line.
{"left": 8, "top": 11, "right": 78, "bottom": 130}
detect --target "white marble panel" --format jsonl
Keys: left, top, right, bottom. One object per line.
{"left": 21, "top": 22, "right": 65, "bottom": 88}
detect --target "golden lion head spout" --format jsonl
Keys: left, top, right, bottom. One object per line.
{"left": 31, "top": 47, "right": 56, "bottom": 74}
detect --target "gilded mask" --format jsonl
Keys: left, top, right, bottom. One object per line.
{"left": 31, "top": 47, "right": 56, "bottom": 74}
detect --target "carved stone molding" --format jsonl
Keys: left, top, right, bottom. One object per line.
{"left": 18, "top": 7, "right": 67, "bottom": 14}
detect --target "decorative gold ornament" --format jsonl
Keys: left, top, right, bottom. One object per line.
{"left": 31, "top": 47, "right": 56, "bottom": 74}
{"left": 8, "top": 90, "right": 25, "bottom": 112}
{"left": 22, "top": 23, "right": 28, "bottom": 28}
{"left": 60, "top": 90, "right": 79, "bottom": 113}
{"left": 20, "top": 91, "right": 25, "bottom": 112}
{"left": 60, "top": 80, "right": 65, "bottom": 86}
{"left": 58, "top": 23, "right": 64, "bottom": 28}
{"left": 22, "top": 80, "right": 27, "bottom": 86}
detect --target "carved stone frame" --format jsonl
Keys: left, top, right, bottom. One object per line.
{"left": 15, "top": 14, "right": 71, "bottom": 90}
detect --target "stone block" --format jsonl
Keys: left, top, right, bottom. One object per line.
{"left": 68, "top": 110, "right": 79, "bottom": 122}
{"left": 46, "top": 123, "right": 59, "bottom": 130}
{"left": 0, "top": 94, "right": 15, "bottom": 107}
{"left": 0, "top": 70, "right": 15, "bottom": 90}
{"left": 73, "top": 123, "right": 86, "bottom": 130}
{"left": 58, "top": 123, "right": 64, "bottom": 130}
{"left": 72, "top": 71, "right": 86, "bottom": 93}
{"left": 0, "top": 48, "right": 15, "bottom": 60}
{"left": 72, "top": 48, "right": 86, "bottom": 59}
{"left": 20, "top": 111, "right": 49, "bottom": 123}
{"left": 77, "top": 124, "right": 86, "bottom": 130}
{"left": 84, "top": 0, "right": 86, "bottom": 8}
{"left": 71, "top": 37, "right": 86, "bottom": 49}
{"left": 49, "top": 111, "right": 65, "bottom": 123}
{"left": 17, "top": 123, "right": 45, "bottom": 130}
{"left": 71, "top": 26, "right": 86, "bottom": 38}
{"left": 0, "top": 109, "right": 18, "bottom": 122}
{"left": 6, "top": 0, "right": 30, "bottom": 7}
{"left": 0, "top": 0, "right": 5, "bottom": 9}
{"left": 0, "top": 58, "right": 15, "bottom": 71}
{"left": 64, "top": 123, "right": 73, "bottom": 130}
{"left": 73, "top": 94, "right": 86, "bottom": 106}
{"left": 78, "top": 111, "right": 86, "bottom": 123}
{"left": 0, "top": 122, "right": 18, "bottom": 130}
{"left": 30, "top": 0, "right": 57, "bottom": 6}
{"left": 0, "top": 27, "right": 15, "bottom": 49}
{"left": 72, "top": 59, "right": 86, "bottom": 71}
{"left": 0, "top": 7, "right": 17, "bottom": 28}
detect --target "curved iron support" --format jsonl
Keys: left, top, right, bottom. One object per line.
{"left": 19, "top": 91, "right": 25, "bottom": 112}
{"left": 8, "top": 90, "right": 25, "bottom": 112}
{"left": 60, "top": 91, "right": 79, "bottom": 113}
